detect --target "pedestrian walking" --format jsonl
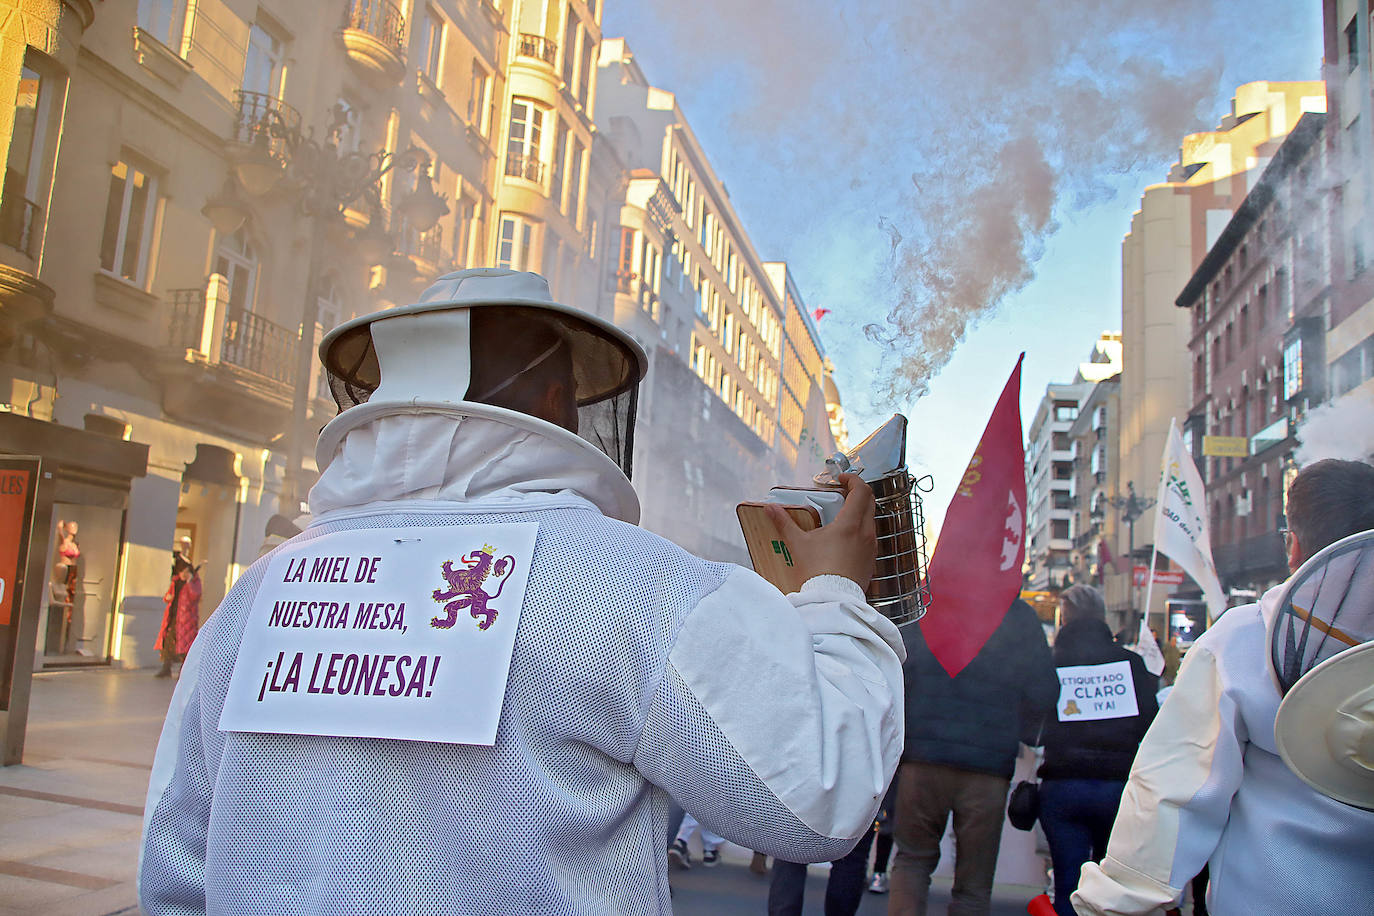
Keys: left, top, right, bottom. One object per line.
{"left": 1037, "top": 584, "right": 1157, "bottom": 916}
{"left": 888, "top": 596, "right": 1058, "bottom": 916}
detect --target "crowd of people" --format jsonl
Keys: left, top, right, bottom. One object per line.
{"left": 136, "top": 269, "right": 1373, "bottom": 916}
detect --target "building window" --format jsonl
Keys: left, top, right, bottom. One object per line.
{"left": 242, "top": 21, "right": 286, "bottom": 98}
{"left": 451, "top": 196, "right": 476, "bottom": 269}
{"left": 506, "top": 98, "right": 546, "bottom": 183}
{"left": 468, "top": 61, "right": 491, "bottom": 136}
{"left": 561, "top": 13, "right": 578, "bottom": 87}
{"left": 420, "top": 7, "right": 444, "bottom": 84}
{"left": 1, "top": 53, "right": 60, "bottom": 258}
{"left": 99, "top": 159, "right": 159, "bottom": 285}
{"left": 137, "top": 0, "right": 188, "bottom": 51}
{"left": 213, "top": 227, "right": 259, "bottom": 313}
{"left": 1283, "top": 338, "right": 1303, "bottom": 400}
{"left": 566, "top": 139, "right": 584, "bottom": 227}
{"left": 496, "top": 214, "right": 534, "bottom": 270}
{"left": 1347, "top": 16, "right": 1359, "bottom": 73}
{"left": 549, "top": 118, "right": 569, "bottom": 211}
{"left": 577, "top": 28, "right": 593, "bottom": 105}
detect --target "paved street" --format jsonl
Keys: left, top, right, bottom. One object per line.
{"left": 0, "top": 668, "right": 1040, "bottom": 915}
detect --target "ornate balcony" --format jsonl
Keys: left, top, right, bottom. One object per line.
{"left": 517, "top": 33, "right": 557, "bottom": 66}
{"left": 161, "top": 279, "right": 299, "bottom": 436}
{"left": 394, "top": 220, "right": 444, "bottom": 279}
{"left": 505, "top": 152, "right": 544, "bottom": 184}
{"left": 226, "top": 91, "right": 302, "bottom": 195}
{"left": 340, "top": 0, "right": 408, "bottom": 88}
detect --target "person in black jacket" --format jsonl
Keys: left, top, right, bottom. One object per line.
{"left": 1038, "top": 585, "right": 1158, "bottom": 916}
{"left": 889, "top": 597, "right": 1058, "bottom": 915}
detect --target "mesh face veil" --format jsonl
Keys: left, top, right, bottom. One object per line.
{"left": 318, "top": 269, "right": 647, "bottom": 479}
{"left": 1269, "top": 530, "right": 1374, "bottom": 696}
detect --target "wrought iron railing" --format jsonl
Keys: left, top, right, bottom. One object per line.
{"left": 167, "top": 286, "right": 298, "bottom": 385}
{"left": 343, "top": 0, "right": 407, "bottom": 58}
{"left": 168, "top": 289, "right": 207, "bottom": 351}
{"left": 517, "top": 33, "right": 557, "bottom": 65}
{"left": 0, "top": 195, "right": 42, "bottom": 257}
{"left": 397, "top": 219, "right": 443, "bottom": 264}
{"left": 223, "top": 308, "right": 297, "bottom": 384}
{"left": 504, "top": 152, "right": 543, "bottom": 183}
{"left": 613, "top": 270, "right": 637, "bottom": 294}
{"left": 232, "top": 90, "right": 303, "bottom": 163}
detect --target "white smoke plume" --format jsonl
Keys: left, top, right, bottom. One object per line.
{"left": 1295, "top": 394, "right": 1374, "bottom": 466}
{"left": 606, "top": 0, "right": 1313, "bottom": 405}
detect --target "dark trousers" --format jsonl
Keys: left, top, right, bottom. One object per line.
{"left": 768, "top": 828, "right": 876, "bottom": 916}
{"left": 888, "top": 760, "right": 1010, "bottom": 916}
{"left": 1038, "top": 778, "right": 1126, "bottom": 916}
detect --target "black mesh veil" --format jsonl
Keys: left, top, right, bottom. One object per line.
{"left": 320, "top": 304, "right": 643, "bottom": 479}
{"left": 1270, "top": 531, "right": 1374, "bottom": 696}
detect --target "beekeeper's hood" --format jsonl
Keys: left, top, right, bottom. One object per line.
{"left": 316, "top": 268, "right": 648, "bottom": 495}
{"left": 1268, "top": 529, "right": 1374, "bottom": 811}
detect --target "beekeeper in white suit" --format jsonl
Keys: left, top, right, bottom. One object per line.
{"left": 138, "top": 268, "right": 905, "bottom": 915}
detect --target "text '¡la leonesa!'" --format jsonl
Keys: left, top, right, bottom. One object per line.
{"left": 257, "top": 651, "right": 439, "bottom": 702}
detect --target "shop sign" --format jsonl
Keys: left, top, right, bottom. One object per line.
{"left": 1202, "top": 435, "right": 1249, "bottom": 458}
{"left": 0, "top": 458, "right": 40, "bottom": 628}
{"left": 1132, "top": 565, "right": 1185, "bottom": 587}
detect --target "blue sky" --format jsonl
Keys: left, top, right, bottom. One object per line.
{"left": 603, "top": 1, "right": 1325, "bottom": 534}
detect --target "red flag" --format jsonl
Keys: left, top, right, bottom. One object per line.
{"left": 812, "top": 308, "right": 831, "bottom": 321}
{"left": 920, "top": 354, "right": 1026, "bottom": 677}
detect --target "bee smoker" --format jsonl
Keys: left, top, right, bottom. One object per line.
{"left": 815, "top": 414, "right": 932, "bottom": 627}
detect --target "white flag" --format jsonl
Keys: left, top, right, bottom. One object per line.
{"left": 1134, "top": 615, "right": 1166, "bottom": 676}
{"left": 1152, "top": 420, "right": 1227, "bottom": 622}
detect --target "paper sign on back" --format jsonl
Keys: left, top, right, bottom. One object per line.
{"left": 219, "top": 523, "right": 538, "bottom": 745}
{"left": 1055, "top": 660, "right": 1139, "bottom": 722}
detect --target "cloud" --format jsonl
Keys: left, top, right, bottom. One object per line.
{"left": 606, "top": 0, "right": 1309, "bottom": 403}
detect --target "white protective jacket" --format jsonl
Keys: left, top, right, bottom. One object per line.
{"left": 1073, "top": 578, "right": 1374, "bottom": 916}
{"left": 139, "top": 412, "right": 906, "bottom": 915}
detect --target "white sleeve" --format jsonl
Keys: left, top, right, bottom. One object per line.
{"left": 1072, "top": 641, "right": 1244, "bottom": 916}
{"left": 632, "top": 567, "right": 905, "bottom": 862}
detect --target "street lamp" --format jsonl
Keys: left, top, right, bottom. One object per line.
{"left": 227, "top": 96, "right": 450, "bottom": 514}
{"left": 1091, "top": 480, "right": 1156, "bottom": 626}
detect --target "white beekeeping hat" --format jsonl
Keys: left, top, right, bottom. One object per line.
{"left": 317, "top": 268, "right": 648, "bottom": 478}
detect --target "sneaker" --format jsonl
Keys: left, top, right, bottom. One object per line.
{"left": 702, "top": 848, "right": 720, "bottom": 867}
{"left": 868, "top": 873, "right": 890, "bottom": 894}
{"left": 668, "top": 838, "right": 692, "bottom": 870}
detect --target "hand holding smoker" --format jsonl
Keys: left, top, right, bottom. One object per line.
{"left": 737, "top": 414, "right": 933, "bottom": 627}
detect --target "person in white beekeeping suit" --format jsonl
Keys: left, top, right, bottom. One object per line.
{"left": 1072, "top": 458, "right": 1374, "bottom": 916}
{"left": 137, "top": 268, "right": 905, "bottom": 915}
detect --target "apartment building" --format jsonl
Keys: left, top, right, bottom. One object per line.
{"left": 595, "top": 38, "right": 844, "bottom": 561}
{"left": 1176, "top": 113, "right": 1330, "bottom": 597}
{"left": 1322, "top": 0, "right": 1374, "bottom": 408}
{"left": 1117, "top": 81, "right": 1326, "bottom": 622}
{"left": 0, "top": 0, "right": 509, "bottom": 672}
{"left": 1065, "top": 373, "right": 1124, "bottom": 622}
{"left": 490, "top": 0, "right": 611, "bottom": 314}
{"left": 1024, "top": 334, "right": 1122, "bottom": 594}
